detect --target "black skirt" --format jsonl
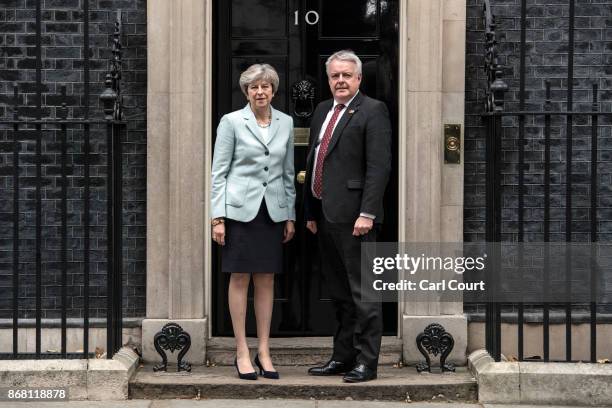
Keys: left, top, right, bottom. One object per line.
{"left": 222, "top": 200, "right": 284, "bottom": 274}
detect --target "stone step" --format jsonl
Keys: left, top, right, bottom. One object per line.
{"left": 206, "top": 337, "right": 403, "bottom": 366}
{"left": 129, "top": 365, "right": 478, "bottom": 402}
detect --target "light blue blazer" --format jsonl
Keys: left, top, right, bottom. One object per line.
{"left": 211, "top": 104, "right": 296, "bottom": 223}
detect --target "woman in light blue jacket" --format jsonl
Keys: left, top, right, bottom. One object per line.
{"left": 210, "top": 64, "right": 296, "bottom": 380}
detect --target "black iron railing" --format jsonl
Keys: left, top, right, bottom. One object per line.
{"left": 0, "top": 7, "right": 125, "bottom": 360}
{"left": 481, "top": 0, "right": 612, "bottom": 363}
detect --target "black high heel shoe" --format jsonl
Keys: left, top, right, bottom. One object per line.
{"left": 254, "top": 354, "right": 280, "bottom": 379}
{"left": 234, "top": 357, "right": 257, "bottom": 380}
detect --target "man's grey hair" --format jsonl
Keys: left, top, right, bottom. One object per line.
{"left": 239, "top": 63, "right": 280, "bottom": 96}
{"left": 325, "top": 50, "right": 362, "bottom": 76}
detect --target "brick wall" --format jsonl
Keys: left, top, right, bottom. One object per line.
{"left": 465, "top": 0, "right": 612, "bottom": 241}
{"left": 1, "top": 0, "right": 609, "bottom": 321}
{"left": 0, "top": 0, "right": 146, "bottom": 319}
{"left": 464, "top": 0, "right": 612, "bottom": 314}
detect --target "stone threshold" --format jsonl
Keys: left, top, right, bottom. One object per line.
{"left": 206, "top": 336, "right": 403, "bottom": 366}
{"left": 0, "top": 347, "right": 140, "bottom": 400}
{"left": 468, "top": 349, "right": 612, "bottom": 406}
{"left": 130, "top": 364, "right": 477, "bottom": 402}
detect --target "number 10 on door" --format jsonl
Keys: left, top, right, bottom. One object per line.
{"left": 294, "top": 10, "right": 320, "bottom": 25}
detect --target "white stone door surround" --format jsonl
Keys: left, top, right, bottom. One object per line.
{"left": 143, "top": 0, "right": 468, "bottom": 366}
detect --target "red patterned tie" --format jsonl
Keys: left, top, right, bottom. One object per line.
{"left": 312, "top": 104, "right": 345, "bottom": 199}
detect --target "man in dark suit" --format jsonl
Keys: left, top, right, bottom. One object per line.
{"left": 304, "top": 50, "right": 392, "bottom": 382}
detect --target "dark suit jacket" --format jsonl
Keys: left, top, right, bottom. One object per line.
{"left": 303, "top": 92, "right": 392, "bottom": 224}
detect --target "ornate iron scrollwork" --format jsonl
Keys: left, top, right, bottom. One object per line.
{"left": 153, "top": 322, "right": 192, "bottom": 372}
{"left": 482, "top": 0, "right": 508, "bottom": 114}
{"left": 99, "top": 11, "right": 124, "bottom": 121}
{"left": 291, "top": 79, "right": 316, "bottom": 118}
{"left": 415, "top": 323, "right": 455, "bottom": 373}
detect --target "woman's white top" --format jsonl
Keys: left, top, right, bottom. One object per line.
{"left": 258, "top": 126, "right": 270, "bottom": 143}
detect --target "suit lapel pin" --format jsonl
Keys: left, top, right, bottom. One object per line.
{"left": 348, "top": 109, "right": 355, "bottom": 114}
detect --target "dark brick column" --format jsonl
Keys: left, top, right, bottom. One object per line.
{"left": 465, "top": 0, "right": 612, "bottom": 243}
{"left": 0, "top": 0, "right": 147, "bottom": 319}
{"left": 464, "top": 0, "right": 612, "bottom": 316}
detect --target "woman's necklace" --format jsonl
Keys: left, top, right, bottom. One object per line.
{"left": 256, "top": 111, "right": 271, "bottom": 128}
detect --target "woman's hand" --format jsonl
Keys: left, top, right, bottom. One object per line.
{"left": 212, "top": 223, "right": 226, "bottom": 246}
{"left": 283, "top": 220, "right": 295, "bottom": 243}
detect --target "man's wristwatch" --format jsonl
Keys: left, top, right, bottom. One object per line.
{"left": 211, "top": 218, "right": 225, "bottom": 226}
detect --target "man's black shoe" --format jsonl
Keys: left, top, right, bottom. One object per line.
{"left": 342, "top": 363, "right": 377, "bottom": 383}
{"left": 308, "top": 360, "right": 351, "bottom": 376}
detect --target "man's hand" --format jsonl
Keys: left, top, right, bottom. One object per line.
{"left": 352, "top": 216, "right": 373, "bottom": 236}
{"left": 212, "top": 224, "right": 226, "bottom": 245}
{"left": 283, "top": 220, "right": 295, "bottom": 243}
{"left": 306, "top": 220, "right": 318, "bottom": 234}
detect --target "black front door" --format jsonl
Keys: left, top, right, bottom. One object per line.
{"left": 213, "top": 0, "right": 399, "bottom": 336}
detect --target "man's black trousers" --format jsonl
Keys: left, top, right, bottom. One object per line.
{"left": 318, "top": 218, "right": 383, "bottom": 370}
